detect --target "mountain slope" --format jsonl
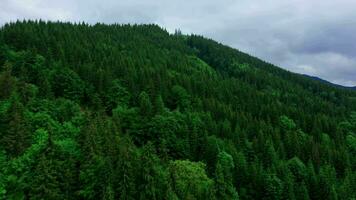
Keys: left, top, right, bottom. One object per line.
{"left": 303, "top": 74, "right": 356, "bottom": 90}
{"left": 0, "top": 21, "right": 355, "bottom": 200}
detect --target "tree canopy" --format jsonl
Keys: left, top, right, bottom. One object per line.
{"left": 0, "top": 20, "right": 355, "bottom": 199}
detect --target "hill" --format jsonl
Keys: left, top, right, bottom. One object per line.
{"left": 0, "top": 20, "right": 355, "bottom": 199}
{"left": 303, "top": 74, "right": 356, "bottom": 90}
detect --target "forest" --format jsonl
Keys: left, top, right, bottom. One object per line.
{"left": 0, "top": 20, "right": 355, "bottom": 199}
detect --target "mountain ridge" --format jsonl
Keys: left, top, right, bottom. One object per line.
{"left": 303, "top": 74, "right": 356, "bottom": 90}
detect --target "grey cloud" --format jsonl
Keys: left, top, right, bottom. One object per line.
{"left": 292, "top": 23, "right": 356, "bottom": 58}
{"left": 0, "top": 0, "right": 356, "bottom": 86}
{"left": 0, "top": 0, "right": 75, "bottom": 24}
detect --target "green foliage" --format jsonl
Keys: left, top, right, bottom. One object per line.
{"left": 280, "top": 115, "right": 297, "bottom": 130}
{"left": 137, "top": 143, "right": 169, "bottom": 200}
{"left": 154, "top": 95, "right": 166, "bottom": 115}
{"left": 171, "top": 85, "right": 191, "bottom": 111}
{"left": 169, "top": 160, "right": 214, "bottom": 199}
{"left": 346, "top": 134, "right": 356, "bottom": 149}
{"left": 0, "top": 95, "right": 30, "bottom": 156}
{"left": 0, "top": 63, "right": 15, "bottom": 99}
{"left": 79, "top": 155, "right": 108, "bottom": 199}
{"left": 188, "top": 56, "right": 217, "bottom": 77}
{"left": 264, "top": 173, "right": 283, "bottom": 200}
{"left": 138, "top": 91, "right": 153, "bottom": 117}
{"left": 0, "top": 20, "right": 355, "bottom": 199}
{"left": 215, "top": 151, "right": 239, "bottom": 200}
{"left": 287, "top": 157, "right": 307, "bottom": 182}
{"left": 50, "top": 67, "right": 85, "bottom": 101}
{"left": 0, "top": 151, "right": 7, "bottom": 199}
{"left": 105, "top": 79, "right": 130, "bottom": 111}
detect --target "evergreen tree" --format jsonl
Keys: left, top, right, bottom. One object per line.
{"left": 215, "top": 151, "right": 239, "bottom": 200}
{"left": 138, "top": 91, "right": 153, "bottom": 117}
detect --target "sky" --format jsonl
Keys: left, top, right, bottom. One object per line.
{"left": 1, "top": 0, "right": 356, "bottom": 86}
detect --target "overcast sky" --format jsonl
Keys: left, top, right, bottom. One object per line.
{"left": 1, "top": 0, "right": 356, "bottom": 86}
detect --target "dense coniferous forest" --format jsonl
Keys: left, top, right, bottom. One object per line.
{"left": 0, "top": 20, "right": 355, "bottom": 199}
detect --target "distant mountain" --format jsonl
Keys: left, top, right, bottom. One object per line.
{"left": 303, "top": 74, "right": 356, "bottom": 90}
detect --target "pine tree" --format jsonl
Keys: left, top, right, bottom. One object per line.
{"left": 264, "top": 173, "right": 283, "bottom": 200}
{"left": 154, "top": 95, "right": 165, "bottom": 115}
{"left": 215, "top": 151, "right": 239, "bottom": 200}
{"left": 139, "top": 91, "right": 153, "bottom": 117}
{"left": 0, "top": 95, "right": 30, "bottom": 156}
{"left": 29, "top": 152, "right": 63, "bottom": 200}
{"left": 0, "top": 62, "right": 15, "bottom": 99}
{"left": 295, "top": 181, "right": 310, "bottom": 200}
{"left": 138, "top": 142, "right": 169, "bottom": 200}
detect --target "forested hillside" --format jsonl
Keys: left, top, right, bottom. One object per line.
{"left": 0, "top": 20, "right": 355, "bottom": 199}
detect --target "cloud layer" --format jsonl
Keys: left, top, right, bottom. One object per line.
{"left": 1, "top": 0, "right": 356, "bottom": 86}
